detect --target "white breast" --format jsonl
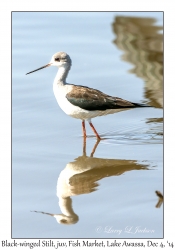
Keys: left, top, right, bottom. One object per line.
{"left": 53, "top": 82, "right": 90, "bottom": 120}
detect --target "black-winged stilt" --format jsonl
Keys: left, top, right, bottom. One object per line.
{"left": 26, "top": 52, "right": 149, "bottom": 140}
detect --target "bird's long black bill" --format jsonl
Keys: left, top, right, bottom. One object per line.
{"left": 26, "top": 63, "right": 51, "bottom": 75}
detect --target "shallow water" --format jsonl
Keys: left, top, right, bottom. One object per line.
{"left": 12, "top": 12, "right": 163, "bottom": 238}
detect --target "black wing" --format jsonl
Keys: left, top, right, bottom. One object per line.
{"left": 66, "top": 85, "right": 144, "bottom": 111}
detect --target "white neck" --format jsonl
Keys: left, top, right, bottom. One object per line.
{"left": 59, "top": 197, "right": 76, "bottom": 217}
{"left": 54, "top": 65, "right": 71, "bottom": 84}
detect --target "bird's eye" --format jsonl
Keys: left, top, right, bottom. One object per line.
{"left": 55, "top": 58, "right": 60, "bottom": 62}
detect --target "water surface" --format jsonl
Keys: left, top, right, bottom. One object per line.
{"left": 12, "top": 12, "right": 163, "bottom": 238}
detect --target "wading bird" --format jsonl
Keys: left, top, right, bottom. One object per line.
{"left": 26, "top": 52, "right": 149, "bottom": 140}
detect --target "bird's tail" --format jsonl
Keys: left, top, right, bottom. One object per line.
{"left": 132, "top": 102, "right": 151, "bottom": 107}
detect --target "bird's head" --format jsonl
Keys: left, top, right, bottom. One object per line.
{"left": 26, "top": 51, "right": 71, "bottom": 75}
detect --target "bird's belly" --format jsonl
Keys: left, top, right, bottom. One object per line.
{"left": 56, "top": 96, "right": 91, "bottom": 120}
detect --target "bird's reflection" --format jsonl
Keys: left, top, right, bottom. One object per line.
{"left": 32, "top": 139, "right": 150, "bottom": 225}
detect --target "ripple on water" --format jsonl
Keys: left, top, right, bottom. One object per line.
{"left": 98, "top": 120, "right": 163, "bottom": 145}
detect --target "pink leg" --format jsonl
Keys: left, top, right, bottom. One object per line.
{"left": 90, "top": 139, "right": 100, "bottom": 157}
{"left": 83, "top": 134, "right": 86, "bottom": 156}
{"left": 89, "top": 122, "right": 101, "bottom": 140}
{"left": 82, "top": 120, "right": 86, "bottom": 138}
